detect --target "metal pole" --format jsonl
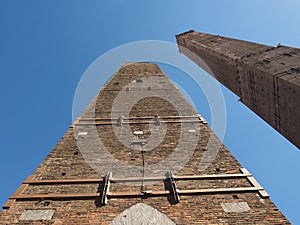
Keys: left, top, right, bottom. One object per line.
{"left": 141, "top": 143, "right": 145, "bottom": 192}
{"left": 132, "top": 140, "right": 147, "bottom": 192}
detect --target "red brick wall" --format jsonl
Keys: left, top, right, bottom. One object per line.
{"left": 0, "top": 63, "right": 290, "bottom": 224}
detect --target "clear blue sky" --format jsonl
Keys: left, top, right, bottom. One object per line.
{"left": 0, "top": 0, "right": 299, "bottom": 224}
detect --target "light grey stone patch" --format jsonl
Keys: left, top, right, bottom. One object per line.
{"left": 110, "top": 203, "right": 176, "bottom": 225}
{"left": 133, "top": 130, "right": 144, "bottom": 135}
{"left": 221, "top": 202, "right": 251, "bottom": 213}
{"left": 188, "top": 129, "right": 196, "bottom": 133}
{"left": 19, "top": 210, "right": 55, "bottom": 221}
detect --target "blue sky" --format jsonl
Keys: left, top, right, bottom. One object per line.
{"left": 0, "top": 0, "right": 299, "bottom": 223}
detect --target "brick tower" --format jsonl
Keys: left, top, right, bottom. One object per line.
{"left": 0, "top": 63, "right": 290, "bottom": 224}
{"left": 176, "top": 30, "right": 300, "bottom": 149}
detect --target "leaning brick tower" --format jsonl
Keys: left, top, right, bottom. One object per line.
{"left": 0, "top": 63, "right": 290, "bottom": 224}
{"left": 176, "top": 30, "right": 300, "bottom": 149}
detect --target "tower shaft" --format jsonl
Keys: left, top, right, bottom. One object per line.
{"left": 176, "top": 30, "right": 300, "bottom": 149}
{"left": 0, "top": 63, "right": 290, "bottom": 224}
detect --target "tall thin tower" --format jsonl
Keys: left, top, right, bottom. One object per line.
{"left": 176, "top": 30, "right": 300, "bottom": 149}
{"left": 0, "top": 63, "right": 290, "bottom": 224}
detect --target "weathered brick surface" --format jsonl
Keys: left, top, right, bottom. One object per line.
{"left": 176, "top": 30, "right": 300, "bottom": 149}
{"left": 0, "top": 63, "right": 290, "bottom": 224}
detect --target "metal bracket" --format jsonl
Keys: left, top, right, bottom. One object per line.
{"left": 2, "top": 168, "right": 270, "bottom": 209}
{"left": 153, "top": 115, "right": 161, "bottom": 125}
{"left": 240, "top": 168, "right": 269, "bottom": 198}
{"left": 165, "top": 171, "right": 180, "bottom": 204}
{"left": 100, "top": 172, "right": 112, "bottom": 206}
{"left": 70, "top": 116, "right": 81, "bottom": 128}
{"left": 2, "top": 175, "right": 34, "bottom": 209}
{"left": 117, "top": 116, "right": 124, "bottom": 126}
{"left": 197, "top": 114, "right": 207, "bottom": 124}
